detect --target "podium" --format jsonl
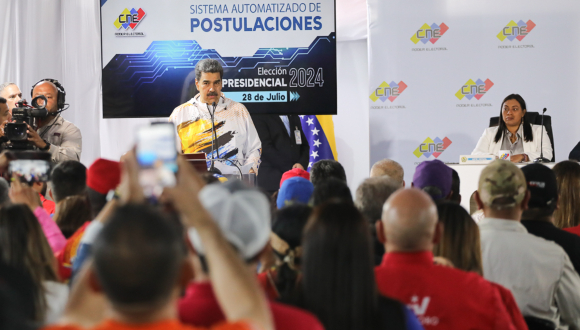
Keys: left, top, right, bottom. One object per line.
{"left": 184, "top": 153, "right": 257, "bottom": 187}
{"left": 184, "top": 153, "right": 208, "bottom": 172}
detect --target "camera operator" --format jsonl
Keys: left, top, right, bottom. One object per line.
{"left": 29, "top": 79, "right": 81, "bottom": 162}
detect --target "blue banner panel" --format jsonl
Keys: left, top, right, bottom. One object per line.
{"left": 100, "top": 1, "right": 336, "bottom": 118}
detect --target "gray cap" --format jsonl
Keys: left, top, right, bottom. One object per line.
{"left": 189, "top": 180, "right": 271, "bottom": 260}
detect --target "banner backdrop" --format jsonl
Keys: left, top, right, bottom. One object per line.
{"left": 101, "top": 0, "right": 336, "bottom": 118}
{"left": 368, "top": 0, "right": 580, "bottom": 185}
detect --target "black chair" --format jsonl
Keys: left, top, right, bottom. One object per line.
{"left": 489, "top": 112, "right": 555, "bottom": 162}
{"left": 524, "top": 316, "right": 555, "bottom": 330}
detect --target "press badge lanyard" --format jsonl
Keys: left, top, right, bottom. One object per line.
{"left": 294, "top": 126, "right": 302, "bottom": 145}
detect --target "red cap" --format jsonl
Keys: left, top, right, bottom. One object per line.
{"left": 280, "top": 168, "right": 310, "bottom": 188}
{"left": 87, "top": 158, "right": 121, "bottom": 194}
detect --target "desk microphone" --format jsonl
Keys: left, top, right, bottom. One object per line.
{"left": 533, "top": 108, "right": 551, "bottom": 163}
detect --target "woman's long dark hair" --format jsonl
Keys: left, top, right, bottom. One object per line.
{"left": 0, "top": 204, "right": 59, "bottom": 322}
{"left": 54, "top": 195, "right": 92, "bottom": 238}
{"left": 301, "top": 201, "right": 379, "bottom": 330}
{"left": 271, "top": 204, "right": 312, "bottom": 303}
{"left": 553, "top": 161, "right": 580, "bottom": 228}
{"left": 494, "top": 94, "right": 533, "bottom": 143}
{"left": 433, "top": 202, "right": 483, "bottom": 275}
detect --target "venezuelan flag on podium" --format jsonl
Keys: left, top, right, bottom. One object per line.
{"left": 299, "top": 115, "right": 338, "bottom": 171}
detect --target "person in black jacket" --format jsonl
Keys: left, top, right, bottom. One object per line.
{"left": 521, "top": 163, "right": 580, "bottom": 272}
{"left": 252, "top": 114, "right": 309, "bottom": 194}
{"left": 570, "top": 141, "right": 580, "bottom": 161}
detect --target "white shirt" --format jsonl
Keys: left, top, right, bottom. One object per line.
{"left": 500, "top": 124, "right": 525, "bottom": 155}
{"left": 169, "top": 93, "right": 262, "bottom": 172}
{"left": 472, "top": 124, "right": 552, "bottom": 161}
{"left": 43, "top": 281, "right": 69, "bottom": 325}
{"left": 479, "top": 217, "right": 580, "bottom": 329}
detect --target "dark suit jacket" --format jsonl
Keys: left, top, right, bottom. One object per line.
{"left": 252, "top": 114, "right": 309, "bottom": 192}
{"left": 570, "top": 141, "right": 580, "bottom": 161}
{"left": 521, "top": 219, "right": 580, "bottom": 272}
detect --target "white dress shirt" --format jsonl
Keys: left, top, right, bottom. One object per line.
{"left": 479, "top": 217, "right": 580, "bottom": 330}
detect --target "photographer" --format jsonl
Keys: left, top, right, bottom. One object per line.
{"left": 28, "top": 80, "right": 81, "bottom": 163}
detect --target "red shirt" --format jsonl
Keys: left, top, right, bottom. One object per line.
{"left": 43, "top": 319, "right": 254, "bottom": 330}
{"left": 179, "top": 282, "right": 324, "bottom": 330}
{"left": 40, "top": 194, "right": 56, "bottom": 215}
{"left": 489, "top": 283, "right": 528, "bottom": 330}
{"left": 55, "top": 221, "right": 91, "bottom": 281}
{"left": 257, "top": 270, "right": 280, "bottom": 301}
{"left": 564, "top": 225, "right": 580, "bottom": 237}
{"left": 375, "top": 251, "right": 517, "bottom": 330}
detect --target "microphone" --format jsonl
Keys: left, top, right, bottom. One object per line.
{"left": 208, "top": 102, "right": 221, "bottom": 173}
{"left": 533, "top": 108, "right": 551, "bottom": 163}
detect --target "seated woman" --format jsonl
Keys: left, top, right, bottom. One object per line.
{"left": 472, "top": 94, "right": 552, "bottom": 163}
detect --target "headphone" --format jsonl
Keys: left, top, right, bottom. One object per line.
{"left": 30, "top": 78, "right": 66, "bottom": 110}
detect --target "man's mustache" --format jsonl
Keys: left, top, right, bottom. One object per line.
{"left": 207, "top": 92, "right": 218, "bottom": 96}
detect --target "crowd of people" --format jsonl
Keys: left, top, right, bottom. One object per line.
{"left": 1, "top": 146, "right": 580, "bottom": 330}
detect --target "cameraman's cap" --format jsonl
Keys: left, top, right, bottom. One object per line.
{"left": 521, "top": 163, "right": 558, "bottom": 209}
{"left": 412, "top": 159, "right": 452, "bottom": 200}
{"left": 190, "top": 180, "right": 270, "bottom": 260}
{"left": 478, "top": 160, "right": 527, "bottom": 209}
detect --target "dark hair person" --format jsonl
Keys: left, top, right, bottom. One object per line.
{"left": 433, "top": 202, "right": 483, "bottom": 275}
{"left": 309, "top": 159, "right": 347, "bottom": 186}
{"left": 300, "top": 201, "right": 420, "bottom": 330}
{"left": 310, "top": 177, "right": 353, "bottom": 206}
{"left": 50, "top": 160, "right": 87, "bottom": 203}
{"left": 54, "top": 195, "right": 92, "bottom": 238}
{"left": 0, "top": 205, "right": 67, "bottom": 324}
{"left": 493, "top": 94, "right": 532, "bottom": 144}
{"left": 472, "top": 94, "right": 552, "bottom": 163}
{"left": 264, "top": 204, "right": 312, "bottom": 303}
{"left": 553, "top": 161, "right": 580, "bottom": 230}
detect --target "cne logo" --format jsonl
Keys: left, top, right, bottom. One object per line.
{"left": 499, "top": 152, "right": 510, "bottom": 160}
{"left": 455, "top": 79, "right": 494, "bottom": 100}
{"left": 114, "top": 8, "right": 146, "bottom": 30}
{"left": 408, "top": 296, "right": 439, "bottom": 326}
{"left": 413, "top": 137, "right": 452, "bottom": 159}
{"left": 369, "top": 81, "right": 407, "bottom": 102}
{"left": 408, "top": 296, "right": 430, "bottom": 315}
{"left": 411, "top": 23, "right": 449, "bottom": 44}
{"left": 497, "top": 20, "right": 535, "bottom": 42}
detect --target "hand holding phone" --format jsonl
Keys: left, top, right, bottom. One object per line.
{"left": 136, "top": 123, "right": 178, "bottom": 198}
{"left": 7, "top": 151, "right": 51, "bottom": 183}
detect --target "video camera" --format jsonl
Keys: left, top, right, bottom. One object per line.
{"left": 5, "top": 96, "right": 48, "bottom": 150}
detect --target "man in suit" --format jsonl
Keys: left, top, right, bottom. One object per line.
{"left": 252, "top": 114, "right": 309, "bottom": 195}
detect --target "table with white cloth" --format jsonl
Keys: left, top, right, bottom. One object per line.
{"left": 448, "top": 163, "right": 556, "bottom": 212}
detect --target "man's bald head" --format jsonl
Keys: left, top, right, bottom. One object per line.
{"left": 370, "top": 159, "right": 404, "bottom": 186}
{"left": 33, "top": 81, "right": 58, "bottom": 94}
{"left": 32, "top": 81, "right": 59, "bottom": 112}
{"left": 380, "top": 189, "right": 438, "bottom": 252}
